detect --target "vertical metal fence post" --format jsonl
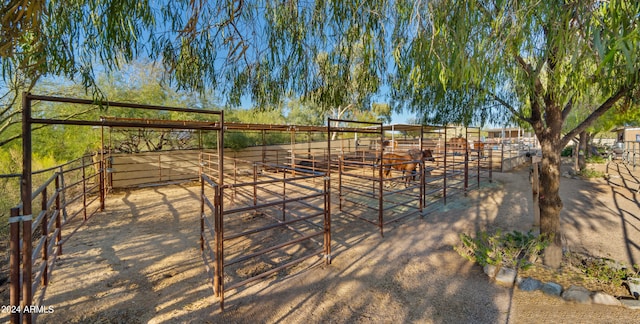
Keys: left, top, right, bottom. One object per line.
{"left": 443, "top": 130, "right": 448, "bottom": 205}
{"left": 312, "top": 155, "right": 316, "bottom": 184}
{"left": 282, "top": 171, "right": 286, "bottom": 221}
{"left": 216, "top": 185, "right": 225, "bottom": 310}
{"left": 464, "top": 150, "right": 469, "bottom": 196}
{"left": 217, "top": 113, "right": 224, "bottom": 310}
{"left": 338, "top": 156, "right": 343, "bottom": 211}
{"left": 58, "top": 166, "right": 68, "bottom": 222}
{"left": 419, "top": 160, "right": 424, "bottom": 216}
{"left": 489, "top": 148, "right": 493, "bottom": 182}
{"left": 477, "top": 149, "right": 481, "bottom": 187}
{"left": 82, "top": 157, "right": 87, "bottom": 221}
{"left": 99, "top": 158, "right": 105, "bottom": 211}
{"left": 21, "top": 92, "right": 33, "bottom": 324}
{"left": 213, "top": 184, "right": 220, "bottom": 299}
{"left": 41, "top": 187, "right": 48, "bottom": 286}
{"left": 9, "top": 207, "right": 21, "bottom": 324}
{"left": 55, "top": 175, "right": 62, "bottom": 255}
{"left": 378, "top": 133, "right": 384, "bottom": 237}
{"left": 253, "top": 163, "right": 258, "bottom": 207}
{"left": 200, "top": 175, "right": 204, "bottom": 252}
{"left": 324, "top": 177, "right": 332, "bottom": 265}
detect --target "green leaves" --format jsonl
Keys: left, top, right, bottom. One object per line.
{"left": 3, "top": 0, "right": 638, "bottom": 133}
{"left": 455, "top": 230, "right": 549, "bottom": 270}
{"left": 2, "top": 0, "right": 395, "bottom": 112}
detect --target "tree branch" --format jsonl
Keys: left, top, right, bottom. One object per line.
{"left": 0, "top": 123, "right": 49, "bottom": 147}
{"left": 561, "top": 86, "right": 628, "bottom": 147}
{"left": 0, "top": 133, "right": 21, "bottom": 147}
{"left": 515, "top": 54, "right": 532, "bottom": 76}
{"left": 485, "top": 89, "right": 531, "bottom": 123}
{"left": 561, "top": 96, "right": 574, "bottom": 121}
{"left": 0, "top": 113, "right": 20, "bottom": 141}
{"left": 1, "top": 104, "right": 98, "bottom": 147}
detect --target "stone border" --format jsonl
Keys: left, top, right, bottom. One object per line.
{"left": 483, "top": 265, "right": 640, "bottom": 310}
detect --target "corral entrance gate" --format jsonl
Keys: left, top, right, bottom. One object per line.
{"left": 199, "top": 124, "right": 332, "bottom": 310}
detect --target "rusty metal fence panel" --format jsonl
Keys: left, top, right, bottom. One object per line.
{"left": 200, "top": 152, "right": 330, "bottom": 310}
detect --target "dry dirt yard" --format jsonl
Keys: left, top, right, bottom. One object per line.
{"left": 8, "top": 159, "right": 639, "bottom": 323}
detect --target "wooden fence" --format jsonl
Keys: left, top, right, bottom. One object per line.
{"left": 105, "top": 139, "right": 357, "bottom": 189}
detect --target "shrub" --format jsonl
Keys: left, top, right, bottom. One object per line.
{"left": 454, "top": 230, "right": 549, "bottom": 271}
{"left": 585, "top": 155, "right": 606, "bottom": 164}
{"left": 566, "top": 253, "right": 631, "bottom": 287}
{"left": 578, "top": 168, "right": 605, "bottom": 179}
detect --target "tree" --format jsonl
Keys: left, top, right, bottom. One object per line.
{"left": 305, "top": 45, "right": 383, "bottom": 139}
{"left": 2, "top": 0, "right": 395, "bottom": 161}
{"left": 392, "top": 0, "right": 640, "bottom": 267}
{"left": 285, "top": 98, "right": 325, "bottom": 126}
{"left": 2, "top": 0, "right": 390, "bottom": 108}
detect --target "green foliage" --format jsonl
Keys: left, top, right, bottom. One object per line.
{"left": 584, "top": 261, "right": 628, "bottom": 287}
{"left": 627, "top": 264, "right": 640, "bottom": 278}
{"left": 0, "top": 147, "right": 21, "bottom": 234}
{"left": 391, "top": 0, "right": 640, "bottom": 149}
{"left": 286, "top": 99, "right": 325, "bottom": 126}
{"left": 567, "top": 254, "right": 630, "bottom": 287}
{"left": 3, "top": 0, "right": 390, "bottom": 111}
{"left": 224, "top": 132, "right": 252, "bottom": 151}
{"left": 585, "top": 155, "right": 606, "bottom": 164}
{"left": 454, "top": 230, "right": 549, "bottom": 270}
{"left": 578, "top": 167, "right": 605, "bottom": 179}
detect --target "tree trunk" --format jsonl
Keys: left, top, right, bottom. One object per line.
{"left": 578, "top": 131, "right": 587, "bottom": 171}
{"left": 573, "top": 138, "right": 579, "bottom": 173}
{"left": 538, "top": 137, "right": 564, "bottom": 269}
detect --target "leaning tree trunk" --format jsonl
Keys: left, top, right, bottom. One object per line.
{"left": 538, "top": 136, "right": 564, "bottom": 269}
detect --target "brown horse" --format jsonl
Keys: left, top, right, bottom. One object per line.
{"left": 382, "top": 140, "right": 398, "bottom": 151}
{"left": 407, "top": 148, "right": 435, "bottom": 162}
{"left": 381, "top": 149, "right": 432, "bottom": 187}
{"left": 448, "top": 136, "right": 469, "bottom": 155}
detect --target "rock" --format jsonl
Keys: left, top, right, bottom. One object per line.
{"left": 518, "top": 278, "right": 542, "bottom": 291}
{"left": 619, "top": 298, "right": 640, "bottom": 310}
{"left": 494, "top": 267, "right": 517, "bottom": 287}
{"left": 561, "top": 285, "right": 591, "bottom": 304}
{"left": 482, "top": 265, "right": 517, "bottom": 286}
{"left": 541, "top": 282, "right": 563, "bottom": 296}
{"left": 591, "top": 292, "right": 621, "bottom": 307}
{"left": 483, "top": 264, "right": 497, "bottom": 278}
{"left": 627, "top": 278, "right": 640, "bottom": 299}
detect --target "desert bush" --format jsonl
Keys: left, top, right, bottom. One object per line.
{"left": 455, "top": 230, "right": 549, "bottom": 270}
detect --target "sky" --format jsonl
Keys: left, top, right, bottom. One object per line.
{"left": 391, "top": 110, "right": 413, "bottom": 124}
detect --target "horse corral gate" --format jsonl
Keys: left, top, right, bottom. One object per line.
{"left": 198, "top": 122, "right": 332, "bottom": 310}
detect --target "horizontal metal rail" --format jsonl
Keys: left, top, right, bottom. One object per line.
{"left": 226, "top": 231, "right": 324, "bottom": 267}
{"left": 224, "top": 249, "right": 325, "bottom": 292}
{"left": 224, "top": 212, "right": 323, "bottom": 241}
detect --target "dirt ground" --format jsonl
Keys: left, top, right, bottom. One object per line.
{"left": 5, "top": 158, "right": 640, "bottom": 323}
